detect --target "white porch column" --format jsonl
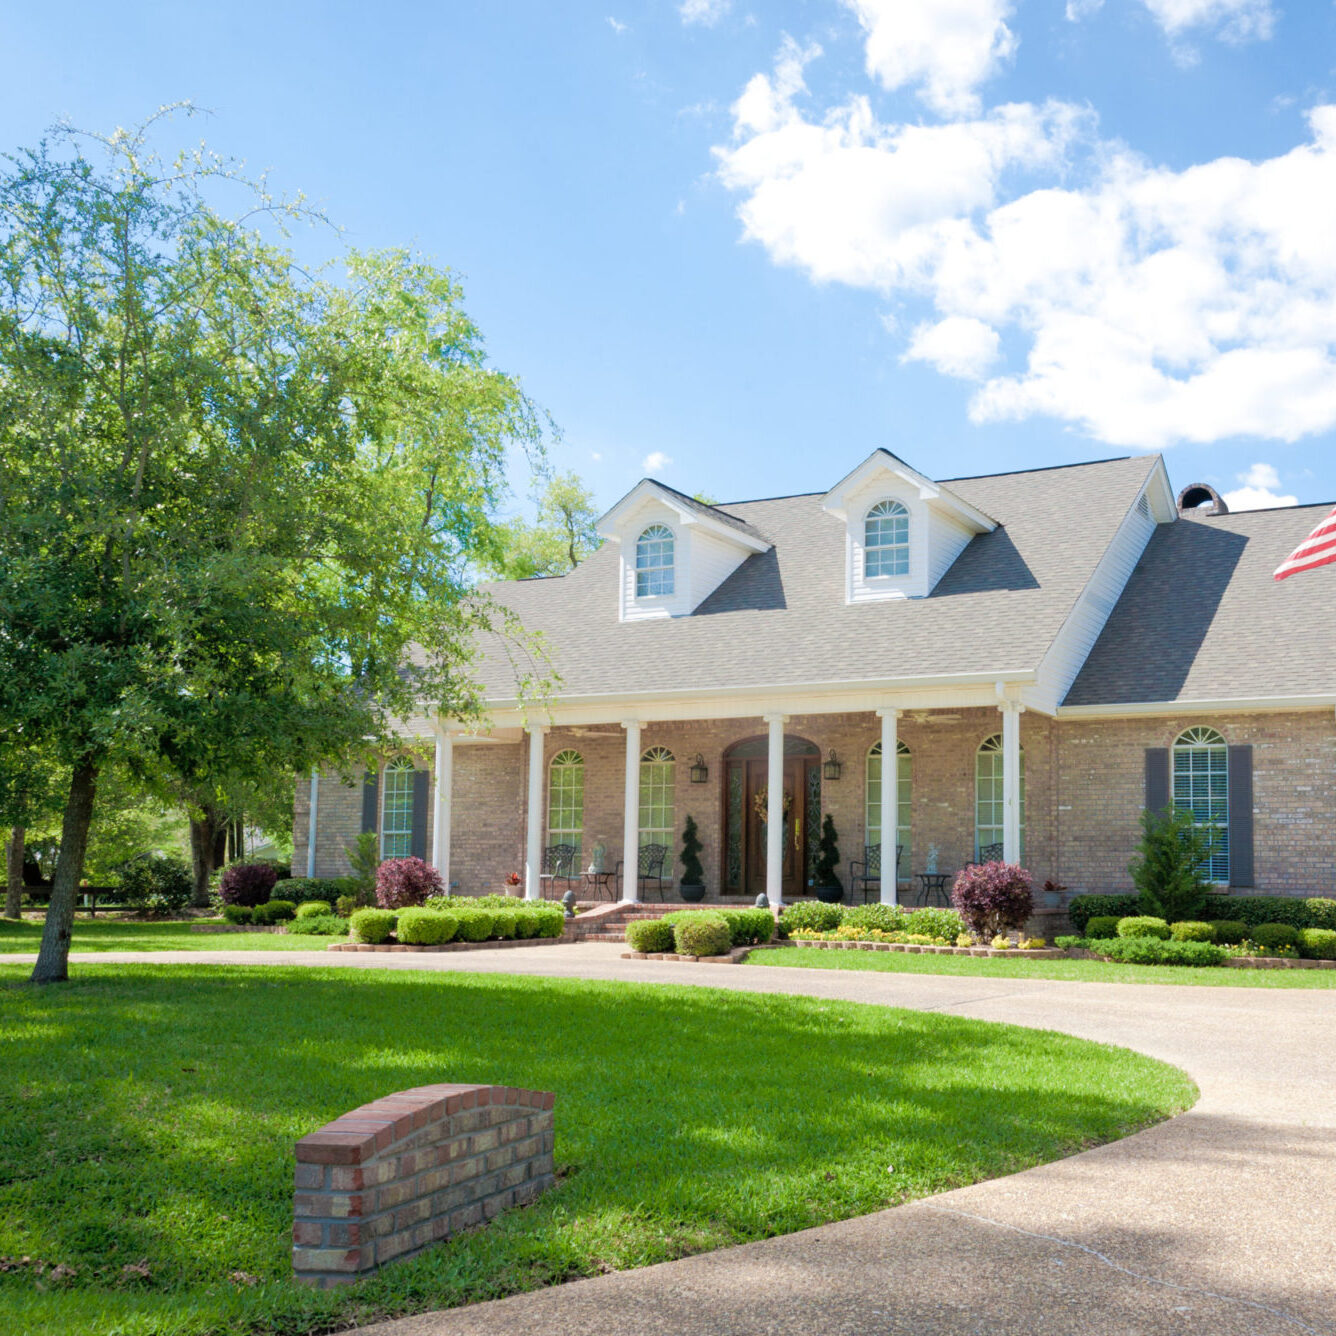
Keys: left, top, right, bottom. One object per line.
{"left": 305, "top": 770, "right": 319, "bottom": 877}
{"left": 1000, "top": 700, "right": 1024, "bottom": 864}
{"left": 432, "top": 727, "right": 454, "bottom": 891}
{"left": 621, "top": 719, "right": 642, "bottom": 902}
{"left": 877, "top": 708, "right": 900, "bottom": 905}
{"left": 764, "top": 712, "right": 787, "bottom": 906}
{"left": 524, "top": 724, "right": 547, "bottom": 901}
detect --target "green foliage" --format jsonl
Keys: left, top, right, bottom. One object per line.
{"left": 903, "top": 907, "right": 965, "bottom": 942}
{"left": 1085, "top": 916, "right": 1122, "bottom": 940}
{"left": 1209, "top": 920, "right": 1249, "bottom": 945}
{"left": 679, "top": 815, "right": 704, "bottom": 887}
{"left": 1251, "top": 922, "right": 1298, "bottom": 951}
{"left": 1054, "top": 935, "right": 1087, "bottom": 950}
{"left": 1093, "top": 937, "right": 1227, "bottom": 967}
{"left": 626, "top": 920, "right": 675, "bottom": 953}
{"left": 394, "top": 908, "right": 459, "bottom": 945}
{"left": 344, "top": 833, "right": 382, "bottom": 899}
{"left": 275, "top": 877, "right": 361, "bottom": 906}
{"left": 512, "top": 910, "right": 539, "bottom": 939}
{"left": 1129, "top": 807, "right": 1215, "bottom": 923}
{"left": 453, "top": 910, "right": 495, "bottom": 942}
{"left": 723, "top": 908, "right": 776, "bottom": 946}
{"left": 118, "top": 855, "right": 193, "bottom": 917}
{"left": 285, "top": 915, "right": 350, "bottom": 937}
{"left": 843, "top": 903, "right": 904, "bottom": 933}
{"left": 1117, "top": 916, "right": 1170, "bottom": 940}
{"left": 1304, "top": 898, "right": 1336, "bottom": 929}
{"left": 295, "top": 901, "right": 333, "bottom": 919}
{"left": 1169, "top": 921, "right": 1217, "bottom": 942}
{"left": 1066, "top": 894, "right": 1140, "bottom": 934}
{"left": 1298, "top": 928, "right": 1336, "bottom": 960}
{"left": 349, "top": 909, "right": 395, "bottom": 944}
{"left": 253, "top": 900, "right": 296, "bottom": 925}
{"left": 1202, "top": 896, "right": 1315, "bottom": 930}
{"left": 814, "top": 813, "right": 840, "bottom": 888}
{"left": 778, "top": 901, "right": 844, "bottom": 936}
{"left": 483, "top": 471, "right": 601, "bottom": 578}
{"left": 672, "top": 916, "right": 733, "bottom": 957}
{"left": 334, "top": 895, "right": 360, "bottom": 919}
{"left": 221, "top": 904, "right": 253, "bottom": 926}
{"left": 491, "top": 911, "right": 518, "bottom": 940}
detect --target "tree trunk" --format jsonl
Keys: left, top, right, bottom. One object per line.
{"left": 5, "top": 826, "right": 24, "bottom": 919}
{"left": 30, "top": 762, "right": 99, "bottom": 984}
{"left": 189, "top": 805, "right": 226, "bottom": 908}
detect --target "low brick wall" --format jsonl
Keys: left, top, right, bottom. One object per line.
{"left": 293, "top": 1082, "right": 556, "bottom": 1288}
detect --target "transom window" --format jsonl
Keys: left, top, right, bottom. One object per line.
{"left": 1173, "top": 726, "right": 1229, "bottom": 883}
{"left": 380, "top": 757, "right": 415, "bottom": 859}
{"left": 866, "top": 740, "right": 912, "bottom": 877}
{"left": 864, "top": 500, "right": 909, "bottom": 578}
{"left": 635, "top": 524, "right": 675, "bottom": 597}
{"left": 639, "top": 746, "right": 675, "bottom": 849}
{"left": 975, "top": 734, "right": 1024, "bottom": 860}
{"left": 547, "top": 749, "right": 585, "bottom": 863}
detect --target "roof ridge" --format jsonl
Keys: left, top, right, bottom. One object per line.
{"left": 941, "top": 454, "right": 1136, "bottom": 483}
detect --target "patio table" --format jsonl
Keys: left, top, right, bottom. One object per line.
{"left": 915, "top": 872, "right": 952, "bottom": 907}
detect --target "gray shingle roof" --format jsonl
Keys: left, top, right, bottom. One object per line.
{"left": 476, "top": 454, "right": 1161, "bottom": 702}
{"left": 630, "top": 479, "right": 772, "bottom": 545}
{"left": 1064, "top": 503, "right": 1336, "bottom": 706}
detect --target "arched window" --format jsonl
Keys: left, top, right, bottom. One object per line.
{"left": 635, "top": 524, "right": 675, "bottom": 597}
{"left": 975, "top": 735, "right": 1024, "bottom": 860}
{"left": 864, "top": 500, "right": 909, "bottom": 578}
{"left": 548, "top": 750, "right": 585, "bottom": 862}
{"left": 380, "top": 757, "right": 415, "bottom": 859}
{"left": 639, "top": 746, "right": 675, "bottom": 849}
{"left": 866, "top": 740, "right": 912, "bottom": 876}
{"left": 1173, "top": 726, "right": 1229, "bottom": 882}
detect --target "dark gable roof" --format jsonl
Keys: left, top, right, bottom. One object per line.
{"left": 476, "top": 454, "right": 1161, "bottom": 701}
{"left": 1065, "top": 503, "right": 1336, "bottom": 706}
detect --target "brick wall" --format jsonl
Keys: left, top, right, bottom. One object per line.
{"left": 292, "top": 1082, "right": 556, "bottom": 1288}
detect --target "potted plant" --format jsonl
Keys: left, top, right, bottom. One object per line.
{"left": 678, "top": 815, "right": 706, "bottom": 902}
{"left": 813, "top": 813, "right": 844, "bottom": 903}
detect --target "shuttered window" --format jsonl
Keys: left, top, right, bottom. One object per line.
{"left": 1173, "top": 727, "right": 1229, "bottom": 883}
{"left": 380, "top": 758, "right": 415, "bottom": 859}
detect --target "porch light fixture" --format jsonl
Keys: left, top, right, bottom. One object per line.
{"left": 689, "top": 754, "right": 709, "bottom": 784}
{"left": 823, "top": 749, "right": 842, "bottom": 781}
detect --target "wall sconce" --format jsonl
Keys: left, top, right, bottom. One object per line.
{"left": 823, "top": 749, "right": 842, "bottom": 781}
{"left": 689, "top": 753, "right": 709, "bottom": 784}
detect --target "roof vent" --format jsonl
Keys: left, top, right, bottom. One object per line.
{"left": 1177, "top": 483, "right": 1229, "bottom": 516}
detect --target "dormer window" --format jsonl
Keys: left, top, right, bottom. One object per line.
{"left": 635, "top": 524, "right": 675, "bottom": 597}
{"left": 865, "top": 500, "right": 909, "bottom": 578}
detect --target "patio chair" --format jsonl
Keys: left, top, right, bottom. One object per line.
{"left": 974, "top": 841, "right": 1004, "bottom": 865}
{"left": 539, "top": 843, "right": 580, "bottom": 900}
{"left": 615, "top": 843, "right": 670, "bottom": 902}
{"left": 848, "top": 844, "right": 902, "bottom": 903}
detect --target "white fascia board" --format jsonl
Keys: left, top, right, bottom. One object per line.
{"left": 1058, "top": 694, "right": 1336, "bottom": 719}
{"left": 1144, "top": 455, "right": 1177, "bottom": 523}
{"left": 596, "top": 480, "right": 769, "bottom": 552}
{"left": 822, "top": 450, "right": 995, "bottom": 531}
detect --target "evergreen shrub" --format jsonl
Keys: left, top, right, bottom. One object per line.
{"left": 395, "top": 908, "right": 458, "bottom": 945}
{"left": 1298, "top": 928, "right": 1336, "bottom": 960}
{"left": 1251, "top": 922, "right": 1298, "bottom": 951}
{"left": 295, "top": 900, "right": 332, "bottom": 919}
{"left": 1085, "top": 916, "right": 1122, "bottom": 939}
{"left": 672, "top": 916, "right": 732, "bottom": 957}
{"left": 253, "top": 899, "right": 295, "bottom": 924}
{"left": 349, "top": 908, "right": 395, "bottom": 944}
{"left": 626, "top": 920, "right": 675, "bottom": 953}
{"left": 286, "top": 914, "right": 348, "bottom": 936}
{"left": 1169, "top": 921, "right": 1216, "bottom": 942}
{"left": 1116, "top": 916, "right": 1170, "bottom": 940}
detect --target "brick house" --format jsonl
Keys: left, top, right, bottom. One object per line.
{"left": 293, "top": 451, "right": 1336, "bottom": 907}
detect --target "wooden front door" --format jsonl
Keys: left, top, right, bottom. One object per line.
{"left": 742, "top": 757, "right": 806, "bottom": 899}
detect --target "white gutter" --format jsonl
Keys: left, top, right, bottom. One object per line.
{"left": 1058, "top": 693, "right": 1336, "bottom": 719}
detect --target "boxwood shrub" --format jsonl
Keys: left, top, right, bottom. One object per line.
{"left": 286, "top": 914, "right": 349, "bottom": 937}
{"left": 453, "top": 910, "right": 495, "bottom": 942}
{"left": 1209, "top": 919, "right": 1249, "bottom": 945}
{"left": 1298, "top": 928, "right": 1336, "bottom": 960}
{"left": 1117, "top": 916, "right": 1170, "bottom": 940}
{"left": 672, "top": 916, "right": 732, "bottom": 957}
{"left": 490, "top": 911, "right": 518, "bottom": 940}
{"left": 295, "top": 900, "right": 333, "bottom": 919}
{"left": 626, "top": 920, "right": 675, "bottom": 953}
{"left": 903, "top": 906, "right": 965, "bottom": 942}
{"left": 252, "top": 899, "right": 296, "bottom": 924}
{"left": 221, "top": 904, "right": 252, "bottom": 926}
{"left": 1085, "top": 915, "right": 1122, "bottom": 940}
{"left": 1304, "top": 898, "right": 1336, "bottom": 928}
{"left": 1094, "top": 936, "right": 1226, "bottom": 966}
{"left": 349, "top": 908, "right": 396, "bottom": 944}
{"left": 723, "top": 907, "right": 775, "bottom": 945}
{"left": 1065, "top": 893, "right": 1140, "bottom": 934}
{"left": 778, "top": 901, "right": 843, "bottom": 936}
{"left": 395, "top": 908, "right": 459, "bottom": 945}
{"left": 273, "top": 877, "right": 361, "bottom": 906}
{"left": 1169, "top": 920, "right": 1216, "bottom": 942}
{"left": 1251, "top": 922, "right": 1298, "bottom": 951}
{"left": 843, "top": 903, "right": 904, "bottom": 933}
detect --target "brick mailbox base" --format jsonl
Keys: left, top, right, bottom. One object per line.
{"left": 293, "top": 1082, "right": 556, "bottom": 1288}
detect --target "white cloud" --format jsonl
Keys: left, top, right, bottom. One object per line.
{"left": 1140, "top": 0, "right": 1275, "bottom": 43}
{"left": 1222, "top": 463, "right": 1298, "bottom": 511}
{"left": 606, "top": 16, "right": 627, "bottom": 34}
{"left": 680, "top": 0, "right": 730, "bottom": 26}
{"left": 843, "top": 0, "right": 1017, "bottom": 117}
{"left": 904, "top": 316, "right": 1001, "bottom": 379}
{"left": 590, "top": 451, "right": 604, "bottom": 462}
{"left": 1064, "top": 0, "right": 1104, "bottom": 20}
{"left": 716, "top": 38, "right": 1336, "bottom": 449}
{"left": 643, "top": 451, "right": 673, "bottom": 473}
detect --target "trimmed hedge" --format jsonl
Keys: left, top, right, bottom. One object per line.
{"left": 349, "top": 908, "right": 396, "bottom": 944}
{"left": 273, "top": 877, "right": 361, "bottom": 906}
{"left": 395, "top": 908, "right": 459, "bottom": 945}
{"left": 1117, "top": 916, "right": 1169, "bottom": 940}
{"left": 454, "top": 910, "right": 494, "bottom": 942}
{"left": 286, "top": 914, "right": 349, "bottom": 937}
{"left": 423, "top": 895, "right": 565, "bottom": 939}
{"left": 295, "top": 900, "right": 333, "bottom": 919}
{"left": 1209, "top": 919, "right": 1248, "bottom": 945}
{"left": 1085, "top": 915, "right": 1122, "bottom": 940}
{"left": 666, "top": 908, "right": 774, "bottom": 946}
{"left": 1169, "top": 921, "right": 1216, "bottom": 942}
{"left": 1298, "top": 928, "right": 1336, "bottom": 960}
{"left": 672, "top": 916, "right": 732, "bottom": 958}
{"left": 1066, "top": 894, "right": 1140, "bottom": 933}
{"left": 252, "top": 899, "right": 295, "bottom": 925}
{"left": 903, "top": 906, "right": 965, "bottom": 942}
{"left": 1072, "top": 893, "right": 1336, "bottom": 933}
{"left": 778, "top": 902, "right": 843, "bottom": 936}
{"left": 1251, "top": 922, "right": 1298, "bottom": 951}
{"left": 843, "top": 903, "right": 904, "bottom": 933}
{"left": 626, "top": 920, "right": 675, "bottom": 953}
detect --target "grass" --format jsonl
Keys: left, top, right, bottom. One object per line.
{"left": 0, "top": 963, "right": 1194, "bottom": 1336}
{"left": 751, "top": 945, "right": 1336, "bottom": 987}
{"left": 0, "top": 917, "right": 326, "bottom": 953}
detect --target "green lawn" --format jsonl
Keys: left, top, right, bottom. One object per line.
{"left": 0, "top": 963, "right": 1194, "bottom": 1336}
{"left": 752, "top": 945, "right": 1336, "bottom": 987}
{"left": 0, "top": 917, "right": 325, "bottom": 953}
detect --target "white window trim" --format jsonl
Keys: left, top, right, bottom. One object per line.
{"left": 638, "top": 745, "right": 675, "bottom": 850}
{"left": 864, "top": 499, "right": 910, "bottom": 581}
{"left": 866, "top": 739, "right": 912, "bottom": 878}
{"left": 975, "top": 734, "right": 1024, "bottom": 861}
{"left": 1172, "top": 726, "right": 1230, "bottom": 884}
{"left": 380, "top": 757, "right": 415, "bottom": 860}
{"left": 547, "top": 749, "right": 585, "bottom": 863}
{"left": 634, "top": 524, "right": 676, "bottom": 599}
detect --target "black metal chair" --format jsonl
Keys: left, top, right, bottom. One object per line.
{"left": 615, "top": 843, "right": 669, "bottom": 901}
{"left": 539, "top": 843, "right": 580, "bottom": 900}
{"left": 975, "top": 841, "right": 1004, "bottom": 865}
{"left": 848, "top": 843, "right": 903, "bottom": 903}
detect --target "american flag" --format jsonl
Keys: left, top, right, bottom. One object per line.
{"left": 1274, "top": 506, "right": 1336, "bottom": 581}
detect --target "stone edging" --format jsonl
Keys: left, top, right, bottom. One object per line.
{"left": 326, "top": 936, "right": 568, "bottom": 953}
{"left": 791, "top": 939, "right": 1066, "bottom": 959}
{"left": 189, "top": 924, "right": 287, "bottom": 934}
{"left": 621, "top": 945, "right": 758, "bottom": 965}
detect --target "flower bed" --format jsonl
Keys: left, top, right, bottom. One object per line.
{"left": 1055, "top": 914, "right": 1336, "bottom": 968}
{"left": 790, "top": 938, "right": 1065, "bottom": 959}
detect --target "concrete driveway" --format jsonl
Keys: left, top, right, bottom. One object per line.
{"left": 5, "top": 943, "right": 1334, "bottom": 1334}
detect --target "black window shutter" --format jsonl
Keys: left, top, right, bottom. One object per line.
{"left": 1144, "top": 748, "right": 1170, "bottom": 815}
{"left": 1228, "top": 745, "right": 1254, "bottom": 888}
{"left": 361, "top": 771, "right": 379, "bottom": 834}
{"left": 410, "top": 769, "right": 429, "bottom": 860}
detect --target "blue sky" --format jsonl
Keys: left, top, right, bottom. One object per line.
{"left": 3, "top": 0, "right": 1335, "bottom": 516}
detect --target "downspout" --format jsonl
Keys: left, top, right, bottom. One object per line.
{"left": 306, "top": 770, "right": 319, "bottom": 878}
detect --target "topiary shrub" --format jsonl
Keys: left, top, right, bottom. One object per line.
{"left": 843, "top": 903, "right": 905, "bottom": 933}
{"left": 395, "top": 908, "right": 459, "bottom": 945}
{"left": 253, "top": 899, "right": 296, "bottom": 924}
{"left": 454, "top": 909, "right": 495, "bottom": 942}
{"left": 1169, "top": 921, "right": 1216, "bottom": 942}
{"left": 286, "top": 914, "right": 349, "bottom": 937}
{"left": 120, "top": 854, "right": 194, "bottom": 916}
{"left": 813, "top": 813, "right": 842, "bottom": 894}
{"left": 1066, "top": 894, "right": 1140, "bottom": 934}
{"left": 903, "top": 906, "right": 964, "bottom": 943}
{"left": 1298, "top": 928, "right": 1336, "bottom": 960}
{"left": 673, "top": 916, "right": 732, "bottom": 957}
{"left": 219, "top": 862, "right": 278, "bottom": 908}
{"left": 1117, "top": 915, "right": 1169, "bottom": 940}
{"left": 221, "top": 904, "right": 252, "bottom": 926}
{"left": 1085, "top": 915, "right": 1122, "bottom": 940}
{"left": 951, "top": 862, "right": 1034, "bottom": 943}
{"left": 1209, "top": 919, "right": 1248, "bottom": 945}
{"left": 1128, "top": 806, "right": 1215, "bottom": 923}
{"left": 679, "top": 814, "right": 705, "bottom": 889}
{"left": 295, "top": 900, "right": 333, "bottom": 919}
{"left": 349, "top": 908, "right": 395, "bottom": 944}
{"left": 1094, "top": 936, "right": 1226, "bottom": 967}
{"left": 779, "top": 901, "right": 844, "bottom": 936}
{"left": 626, "top": 920, "right": 675, "bottom": 953}
{"left": 375, "top": 856, "right": 445, "bottom": 910}
{"left": 1252, "top": 922, "right": 1298, "bottom": 951}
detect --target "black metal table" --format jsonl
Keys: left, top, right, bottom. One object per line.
{"left": 915, "top": 872, "right": 952, "bottom": 906}
{"left": 582, "top": 870, "right": 618, "bottom": 902}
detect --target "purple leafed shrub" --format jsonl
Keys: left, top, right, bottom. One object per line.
{"left": 219, "top": 862, "right": 278, "bottom": 908}
{"left": 375, "top": 856, "right": 445, "bottom": 910}
{"left": 951, "top": 861, "right": 1034, "bottom": 942}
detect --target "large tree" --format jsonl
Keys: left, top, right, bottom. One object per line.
{"left": 487, "top": 471, "right": 601, "bottom": 578}
{"left": 0, "top": 112, "right": 546, "bottom": 981}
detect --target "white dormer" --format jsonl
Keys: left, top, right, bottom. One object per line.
{"left": 822, "top": 451, "right": 996, "bottom": 603}
{"left": 597, "top": 480, "right": 772, "bottom": 621}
